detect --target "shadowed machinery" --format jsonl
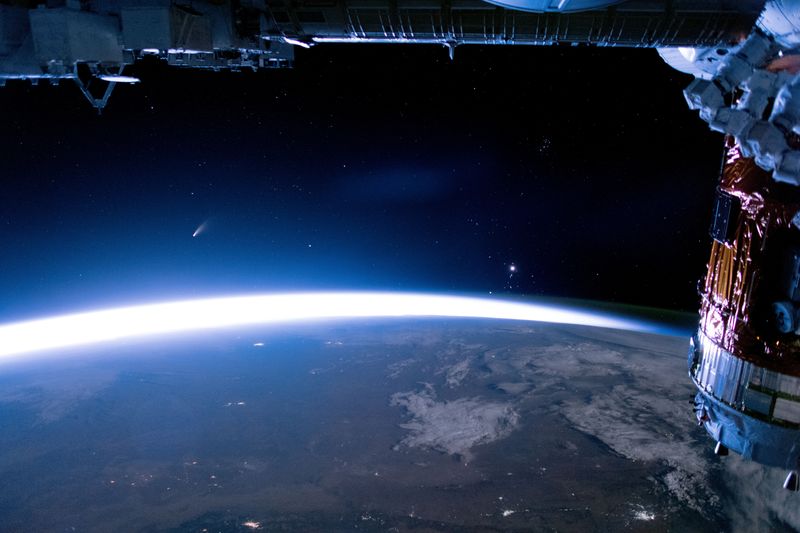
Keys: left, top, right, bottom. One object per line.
{"left": 0, "top": 0, "right": 767, "bottom": 109}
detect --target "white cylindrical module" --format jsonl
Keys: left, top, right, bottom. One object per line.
{"left": 477, "top": 0, "right": 621, "bottom": 14}
{"left": 758, "top": 0, "right": 800, "bottom": 48}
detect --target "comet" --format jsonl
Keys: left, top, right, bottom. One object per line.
{"left": 192, "top": 221, "right": 208, "bottom": 237}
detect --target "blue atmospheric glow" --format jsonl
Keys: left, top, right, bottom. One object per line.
{"left": 0, "top": 292, "right": 672, "bottom": 361}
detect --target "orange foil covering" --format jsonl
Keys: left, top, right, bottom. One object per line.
{"left": 700, "top": 137, "right": 800, "bottom": 375}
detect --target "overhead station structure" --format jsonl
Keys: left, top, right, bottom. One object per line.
{"left": 3, "top": 0, "right": 800, "bottom": 487}
{"left": 0, "top": 0, "right": 769, "bottom": 108}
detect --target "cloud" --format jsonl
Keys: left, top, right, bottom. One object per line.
{"left": 464, "top": 333, "right": 724, "bottom": 518}
{"left": 390, "top": 385, "right": 519, "bottom": 460}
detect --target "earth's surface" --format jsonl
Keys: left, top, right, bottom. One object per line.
{"left": 0, "top": 317, "right": 799, "bottom": 531}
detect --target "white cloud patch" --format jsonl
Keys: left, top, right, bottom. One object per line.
{"left": 390, "top": 385, "right": 519, "bottom": 459}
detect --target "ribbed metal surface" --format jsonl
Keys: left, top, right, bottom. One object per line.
{"left": 264, "top": 0, "right": 761, "bottom": 47}
{"left": 691, "top": 331, "right": 800, "bottom": 426}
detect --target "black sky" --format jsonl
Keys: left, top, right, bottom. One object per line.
{"left": 0, "top": 44, "right": 724, "bottom": 321}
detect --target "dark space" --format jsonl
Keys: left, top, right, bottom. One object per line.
{"left": 0, "top": 43, "right": 722, "bottom": 319}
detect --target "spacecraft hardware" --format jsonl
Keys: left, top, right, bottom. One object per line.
{"left": 681, "top": 24, "right": 800, "bottom": 490}
{"left": 0, "top": 0, "right": 770, "bottom": 109}
{"left": 3, "top": 0, "right": 800, "bottom": 487}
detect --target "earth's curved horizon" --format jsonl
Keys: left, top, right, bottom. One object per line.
{"left": 0, "top": 298, "right": 795, "bottom": 531}
{"left": 0, "top": 292, "right": 693, "bottom": 364}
